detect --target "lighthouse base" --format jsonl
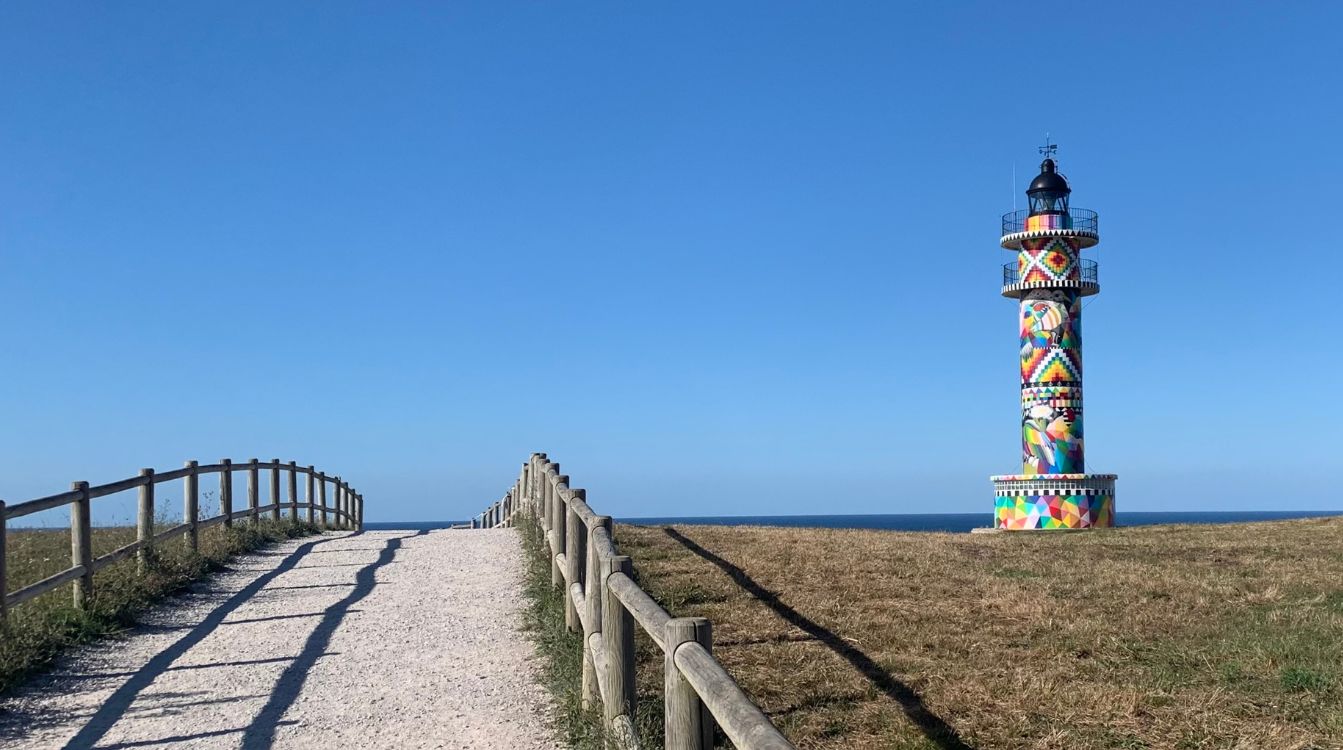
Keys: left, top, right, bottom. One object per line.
{"left": 990, "top": 473, "right": 1117, "bottom": 530}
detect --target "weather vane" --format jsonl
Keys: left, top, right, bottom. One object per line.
{"left": 1038, "top": 134, "right": 1058, "bottom": 159}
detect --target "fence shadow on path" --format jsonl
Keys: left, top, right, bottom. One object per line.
{"left": 28, "top": 530, "right": 424, "bottom": 750}
{"left": 237, "top": 530, "right": 426, "bottom": 748}
{"left": 661, "top": 528, "right": 976, "bottom": 750}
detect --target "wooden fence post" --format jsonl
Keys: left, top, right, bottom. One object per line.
{"left": 0, "top": 500, "right": 6, "bottom": 624}
{"left": 521, "top": 464, "right": 530, "bottom": 516}
{"left": 318, "top": 473, "right": 328, "bottom": 528}
{"left": 604, "top": 555, "right": 636, "bottom": 730}
{"left": 541, "top": 462, "right": 554, "bottom": 532}
{"left": 184, "top": 460, "right": 199, "bottom": 552}
{"left": 551, "top": 471, "right": 567, "bottom": 589}
{"left": 565, "top": 489, "right": 584, "bottom": 633}
{"left": 221, "top": 458, "right": 233, "bottom": 529}
{"left": 344, "top": 482, "right": 352, "bottom": 530}
{"left": 335, "top": 479, "right": 344, "bottom": 529}
{"left": 528, "top": 454, "right": 539, "bottom": 510}
{"left": 357, "top": 494, "right": 364, "bottom": 531}
{"left": 137, "top": 468, "right": 155, "bottom": 574}
{"left": 665, "top": 617, "right": 714, "bottom": 750}
{"left": 248, "top": 459, "right": 260, "bottom": 524}
{"left": 70, "top": 481, "right": 93, "bottom": 609}
{"left": 529, "top": 453, "right": 539, "bottom": 494}
{"left": 305, "top": 467, "right": 315, "bottom": 524}
{"left": 540, "top": 479, "right": 547, "bottom": 528}
{"left": 582, "top": 514, "right": 611, "bottom": 710}
{"left": 552, "top": 467, "right": 567, "bottom": 533}
{"left": 288, "top": 461, "right": 299, "bottom": 520}
{"left": 270, "top": 459, "right": 282, "bottom": 522}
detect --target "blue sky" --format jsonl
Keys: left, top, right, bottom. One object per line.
{"left": 3, "top": 2, "right": 1341, "bottom": 523}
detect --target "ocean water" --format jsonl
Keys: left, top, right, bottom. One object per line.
{"left": 366, "top": 510, "right": 1341, "bottom": 534}
{"left": 621, "top": 511, "right": 1343, "bottom": 533}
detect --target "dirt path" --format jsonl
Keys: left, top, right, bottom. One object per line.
{"left": 0, "top": 529, "right": 558, "bottom": 749}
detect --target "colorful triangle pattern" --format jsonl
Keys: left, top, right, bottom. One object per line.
{"left": 1020, "top": 347, "right": 1050, "bottom": 381}
{"left": 995, "top": 494, "right": 1114, "bottom": 530}
{"left": 1027, "top": 349, "right": 1082, "bottom": 384}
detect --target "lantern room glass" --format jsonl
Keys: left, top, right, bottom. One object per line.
{"left": 1028, "top": 191, "right": 1069, "bottom": 216}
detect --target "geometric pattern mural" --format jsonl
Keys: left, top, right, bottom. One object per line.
{"left": 1022, "top": 348, "right": 1082, "bottom": 383}
{"left": 1020, "top": 385, "right": 1083, "bottom": 408}
{"left": 1017, "top": 237, "right": 1081, "bottom": 283}
{"left": 995, "top": 492, "right": 1114, "bottom": 529}
{"left": 1019, "top": 291, "right": 1085, "bottom": 474}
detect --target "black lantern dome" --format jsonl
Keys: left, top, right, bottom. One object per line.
{"left": 1026, "top": 158, "right": 1070, "bottom": 217}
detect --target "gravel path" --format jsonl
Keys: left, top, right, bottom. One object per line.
{"left": 0, "top": 529, "right": 559, "bottom": 750}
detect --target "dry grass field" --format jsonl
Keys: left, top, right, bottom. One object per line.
{"left": 615, "top": 518, "right": 1343, "bottom": 750}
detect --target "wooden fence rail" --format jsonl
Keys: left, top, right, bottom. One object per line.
{"left": 477, "top": 453, "right": 794, "bottom": 750}
{"left": 1, "top": 459, "right": 365, "bottom": 623}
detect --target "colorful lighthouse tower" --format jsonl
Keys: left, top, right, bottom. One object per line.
{"left": 991, "top": 146, "right": 1117, "bottom": 529}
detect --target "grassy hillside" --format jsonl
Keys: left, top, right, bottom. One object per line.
{"left": 615, "top": 517, "right": 1343, "bottom": 750}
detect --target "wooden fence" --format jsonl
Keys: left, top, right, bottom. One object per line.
{"left": 478, "top": 453, "right": 794, "bottom": 750}
{"left": 1, "top": 459, "right": 364, "bottom": 623}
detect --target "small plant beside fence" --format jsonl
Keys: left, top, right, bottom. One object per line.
{"left": 1, "top": 459, "right": 364, "bottom": 623}
{"left": 477, "top": 453, "right": 794, "bottom": 750}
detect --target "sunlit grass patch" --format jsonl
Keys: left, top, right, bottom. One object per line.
{"left": 616, "top": 516, "right": 1343, "bottom": 750}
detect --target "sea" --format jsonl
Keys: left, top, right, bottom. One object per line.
{"left": 365, "top": 510, "right": 1342, "bottom": 533}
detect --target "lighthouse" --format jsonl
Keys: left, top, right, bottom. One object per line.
{"left": 991, "top": 146, "right": 1117, "bottom": 529}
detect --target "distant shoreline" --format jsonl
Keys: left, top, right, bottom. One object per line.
{"left": 361, "top": 510, "right": 1343, "bottom": 533}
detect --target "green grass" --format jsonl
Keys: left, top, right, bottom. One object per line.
{"left": 516, "top": 515, "right": 729, "bottom": 750}
{"left": 518, "top": 514, "right": 607, "bottom": 749}
{"left": 2, "top": 518, "right": 321, "bottom": 694}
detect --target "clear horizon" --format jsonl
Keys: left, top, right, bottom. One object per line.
{"left": 3, "top": 3, "right": 1341, "bottom": 522}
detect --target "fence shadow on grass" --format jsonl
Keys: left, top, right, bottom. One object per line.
{"left": 661, "top": 527, "right": 975, "bottom": 750}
